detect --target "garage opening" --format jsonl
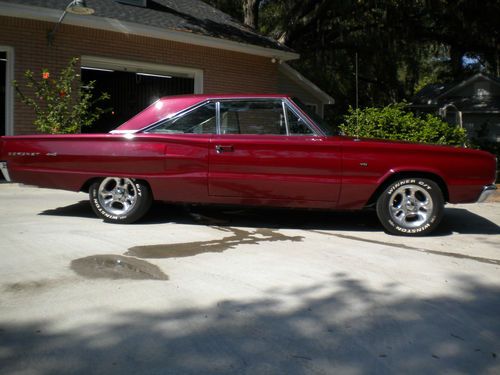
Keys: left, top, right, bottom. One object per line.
{"left": 79, "top": 57, "right": 202, "bottom": 133}
{"left": 81, "top": 68, "right": 195, "bottom": 133}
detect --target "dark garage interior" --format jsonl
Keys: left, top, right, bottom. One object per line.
{"left": 81, "top": 67, "right": 194, "bottom": 133}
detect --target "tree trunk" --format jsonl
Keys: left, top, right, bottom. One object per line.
{"left": 243, "top": 0, "right": 260, "bottom": 29}
{"left": 449, "top": 44, "right": 465, "bottom": 78}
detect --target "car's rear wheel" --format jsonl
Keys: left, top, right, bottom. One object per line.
{"left": 376, "top": 177, "right": 444, "bottom": 236}
{"left": 89, "top": 177, "right": 152, "bottom": 223}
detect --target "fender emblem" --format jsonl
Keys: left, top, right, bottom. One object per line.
{"left": 8, "top": 152, "right": 40, "bottom": 157}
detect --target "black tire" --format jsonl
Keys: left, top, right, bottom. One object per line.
{"left": 376, "top": 177, "right": 444, "bottom": 236}
{"left": 89, "top": 177, "right": 152, "bottom": 224}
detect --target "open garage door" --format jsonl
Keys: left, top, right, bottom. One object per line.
{"left": 80, "top": 56, "right": 203, "bottom": 133}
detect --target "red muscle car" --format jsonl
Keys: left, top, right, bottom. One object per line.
{"left": 0, "top": 94, "right": 497, "bottom": 236}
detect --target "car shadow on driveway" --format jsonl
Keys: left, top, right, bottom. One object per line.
{"left": 39, "top": 201, "right": 98, "bottom": 219}
{"left": 144, "top": 203, "right": 500, "bottom": 237}
{"left": 39, "top": 201, "right": 499, "bottom": 236}
{"left": 146, "top": 202, "right": 384, "bottom": 232}
{"left": 435, "top": 208, "right": 500, "bottom": 236}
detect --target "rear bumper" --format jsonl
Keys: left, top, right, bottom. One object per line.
{"left": 477, "top": 184, "right": 497, "bottom": 203}
{"left": 0, "top": 161, "right": 11, "bottom": 182}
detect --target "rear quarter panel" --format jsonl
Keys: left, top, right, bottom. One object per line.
{"left": 0, "top": 134, "right": 209, "bottom": 201}
{"left": 339, "top": 138, "right": 496, "bottom": 208}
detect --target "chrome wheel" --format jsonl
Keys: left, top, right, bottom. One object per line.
{"left": 388, "top": 184, "right": 433, "bottom": 228}
{"left": 97, "top": 177, "right": 138, "bottom": 216}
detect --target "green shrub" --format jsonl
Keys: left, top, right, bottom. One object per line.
{"left": 14, "top": 57, "right": 110, "bottom": 134}
{"left": 339, "top": 103, "right": 467, "bottom": 146}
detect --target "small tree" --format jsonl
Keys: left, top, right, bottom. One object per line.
{"left": 14, "top": 57, "right": 110, "bottom": 134}
{"left": 339, "top": 103, "right": 467, "bottom": 146}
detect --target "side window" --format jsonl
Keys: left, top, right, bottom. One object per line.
{"left": 220, "top": 100, "right": 286, "bottom": 135}
{"left": 286, "top": 105, "right": 314, "bottom": 135}
{"left": 148, "top": 103, "right": 216, "bottom": 134}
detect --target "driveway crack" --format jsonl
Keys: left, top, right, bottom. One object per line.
{"left": 310, "top": 230, "right": 500, "bottom": 266}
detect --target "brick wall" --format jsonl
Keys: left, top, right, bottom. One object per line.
{"left": 0, "top": 16, "right": 279, "bottom": 134}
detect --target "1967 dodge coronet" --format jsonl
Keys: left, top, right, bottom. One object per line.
{"left": 0, "top": 94, "right": 497, "bottom": 236}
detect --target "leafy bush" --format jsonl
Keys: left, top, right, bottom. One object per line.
{"left": 339, "top": 103, "right": 467, "bottom": 146}
{"left": 14, "top": 57, "right": 110, "bottom": 134}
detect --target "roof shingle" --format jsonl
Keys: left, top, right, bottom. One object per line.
{"left": 1, "top": 0, "right": 292, "bottom": 52}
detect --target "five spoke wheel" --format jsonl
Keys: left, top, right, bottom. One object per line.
{"left": 388, "top": 184, "right": 433, "bottom": 228}
{"left": 89, "top": 177, "right": 152, "bottom": 223}
{"left": 97, "top": 177, "right": 138, "bottom": 216}
{"left": 376, "top": 177, "right": 444, "bottom": 236}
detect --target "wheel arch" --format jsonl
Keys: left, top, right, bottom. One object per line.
{"left": 80, "top": 177, "right": 102, "bottom": 193}
{"left": 366, "top": 171, "right": 449, "bottom": 208}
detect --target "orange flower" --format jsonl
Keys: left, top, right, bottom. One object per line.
{"left": 59, "top": 91, "right": 66, "bottom": 97}
{"left": 42, "top": 72, "right": 50, "bottom": 79}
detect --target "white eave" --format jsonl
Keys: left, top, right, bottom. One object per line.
{"left": 0, "top": 1, "right": 299, "bottom": 61}
{"left": 279, "top": 63, "right": 334, "bottom": 104}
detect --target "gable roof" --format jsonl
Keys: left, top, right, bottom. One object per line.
{"left": 438, "top": 73, "right": 500, "bottom": 98}
{"left": 0, "top": 0, "right": 298, "bottom": 60}
{"left": 412, "top": 73, "right": 500, "bottom": 106}
{"left": 278, "top": 63, "right": 334, "bottom": 105}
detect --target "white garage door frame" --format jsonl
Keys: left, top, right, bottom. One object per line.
{"left": 0, "top": 46, "right": 14, "bottom": 135}
{"left": 80, "top": 55, "right": 203, "bottom": 94}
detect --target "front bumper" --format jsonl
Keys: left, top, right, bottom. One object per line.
{"left": 477, "top": 184, "right": 497, "bottom": 203}
{"left": 0, "top": 161, "right": 11, "bottom": 182}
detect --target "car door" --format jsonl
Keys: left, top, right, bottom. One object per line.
{"left": 208, "top": 99, "right": 341, "bottom": 205}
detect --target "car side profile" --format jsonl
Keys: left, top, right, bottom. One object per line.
{"left": 0, "top": 94, "right": 497, "bottom": 236}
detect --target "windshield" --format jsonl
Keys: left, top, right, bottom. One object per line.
{"left": 291, "top": 97, "right": 336, "bottom": 136}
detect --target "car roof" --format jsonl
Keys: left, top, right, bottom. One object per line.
{"left": 112, "top": 94, "right": 292, "bottom": 133}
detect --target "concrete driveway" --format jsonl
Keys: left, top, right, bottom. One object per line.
{"left": 0, "top": 183, "right": 499, "bottom": 375}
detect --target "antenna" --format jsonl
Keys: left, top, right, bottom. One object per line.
{"left": 355, "top": 52, "right": 359, "bottom": 134}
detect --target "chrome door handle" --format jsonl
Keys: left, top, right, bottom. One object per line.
{"left": 215, "top": 145, "right": 234, "bottom": 153}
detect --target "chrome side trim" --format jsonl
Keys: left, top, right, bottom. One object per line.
{"left": 477, "top": 184, "right": 497, "bottom": 203}
{"left": 215, "top": 101, "right": 221, "bottom": 135}
{"left": 0, "top": 161, "right": 11, "bottom": 182}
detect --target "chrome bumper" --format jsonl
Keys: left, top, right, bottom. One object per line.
{"left": 477, "top": 184, "right": 497, "bottom": 203}
{"left": 0, "top": 161, "right": 11, "bottom": 182}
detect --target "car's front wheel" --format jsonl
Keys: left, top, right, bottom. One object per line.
{"left": 376, "top": 177, "right": 444, "bottom": 236}
{"left": 89, "top": 177, "right": 152, "bottom": 223}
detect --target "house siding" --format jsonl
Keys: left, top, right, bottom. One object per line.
{"left": 0, "top": 15, "right": 278, "bottom": 134}
{"left": 277, "top": 70, "right": 323, "bottom": 116}
{"left": 463, "top": 114, "right": 500, "bottom": 142}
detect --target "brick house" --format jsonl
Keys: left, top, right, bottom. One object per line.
{"left": 0, "top": 0, "right": 334, "bottom": 135}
